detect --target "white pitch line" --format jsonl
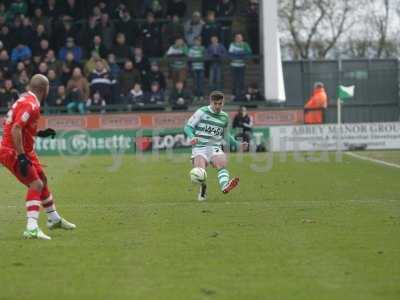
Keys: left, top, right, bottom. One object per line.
{"left": 345, "top": 152, "right": 400, "bottom": 169}
{"left": 0, "top": 199, "right": 398, "bottom": 210}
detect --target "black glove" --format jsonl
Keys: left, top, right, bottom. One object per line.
{"left": 37, "top": 128, "right": 56, "bottom": 139}
{"left": 18, "top": 154, "right": 32, "bottom": 177}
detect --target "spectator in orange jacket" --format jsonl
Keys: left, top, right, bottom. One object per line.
{"left": 304, "top": 82, "right": 328, "bottom": 124}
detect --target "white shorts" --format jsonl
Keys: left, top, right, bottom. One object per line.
{"left": 191, "top": 146, "right": 225, "bottom": 163}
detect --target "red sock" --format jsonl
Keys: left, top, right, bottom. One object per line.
{"left": 41, "top": 185, "right": 56, "bottom": 212}
{"left": 26, "top": 188, "right": 42, "bottom": 219}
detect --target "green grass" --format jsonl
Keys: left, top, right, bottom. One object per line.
{"left": 0, "top": 151, "right": 399, "bottom": 300}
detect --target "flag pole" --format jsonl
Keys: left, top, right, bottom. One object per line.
{"left": 337, "top": 58, "right": 343, "bottom": 154}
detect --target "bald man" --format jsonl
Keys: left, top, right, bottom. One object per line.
{"left": 0, "top": 74, "right": 76, "bottom": 240}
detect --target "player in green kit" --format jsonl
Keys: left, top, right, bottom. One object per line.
{"left": 184, "top": 91, "right": 247, "bottom": 201}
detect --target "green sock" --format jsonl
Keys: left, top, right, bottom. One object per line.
{"left": 217, "top": 168, "right": 230, "bottom": 191}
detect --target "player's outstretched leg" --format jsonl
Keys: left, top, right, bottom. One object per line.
{"left": 38, "top": 173, "right": 76, "bottom": 230}
{"left": 217, "top": 168, "right": 240, "bottom": 194}
{"left": 222, "top": 175, "right": 240, "bottom": 194}
{"left": 212, "top": 155, "right": 239, "bottom": 194}
{"left": 43, "top": 196, "right": 76, "bottom": 230}
{"left": 198, "top": 183, "right": 207, "bottom": 201}
{"left": 23, "top": 180, "right": 51, "bottom": 240}
{"left": 193, "top": 155, "right": 208, "bottom": 201}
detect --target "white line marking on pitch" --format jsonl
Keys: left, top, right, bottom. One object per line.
{"left": 1, "top": 199, "right": 399, "bottom": 210}
{"left": 345, "top": 152, "right": 400, "bottom": 169}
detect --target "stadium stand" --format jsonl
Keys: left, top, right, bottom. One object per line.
{"left": 0, "top": 0, "right": 263, "bottom": 114}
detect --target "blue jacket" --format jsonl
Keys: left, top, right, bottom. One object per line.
{"left": 11, "top": 46, "right": 32, "bottom": 62}
{"left": 58, "top": 46, "right": 83, "bottom": 62}
{"left": 206, "top": 43, "right": 227, "bottom": 61}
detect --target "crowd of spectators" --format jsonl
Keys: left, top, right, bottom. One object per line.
{"left": 0, "top": 0, "right": 262, "bottom": 113}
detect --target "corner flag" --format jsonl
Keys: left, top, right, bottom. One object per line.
{"left": 338, "top": 85, "right": 355, "bottom": 102}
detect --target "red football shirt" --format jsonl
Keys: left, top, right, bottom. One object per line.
{"left": 1, "top": 92, "right": 41, "bottom": 154}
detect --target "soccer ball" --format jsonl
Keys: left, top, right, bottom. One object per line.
{"left": 190, "top": 167, "right": 207, "bottom": 184}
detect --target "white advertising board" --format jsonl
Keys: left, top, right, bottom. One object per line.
{"left": 270, "top": 122, "right": 400, "bottom": 152}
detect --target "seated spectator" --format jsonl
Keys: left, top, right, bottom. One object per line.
{"left": 202, "top": 0, "right": 219, "bottom": 17}
{"left": 139, "top": 12, "right": 162, "bottom": 58}
{"left": 58, "top": 37, "right": 83, "bottom": 62}
{"left": 88, "top": 60, "right": 116, "bottom": 104}
{"left": 119, "top": 60, "right": 141, "bottom": 97}
{"left": 44, "top": 49, "right": 63, "bottom": 76}
{"left": 167, "top": 0, "right": 187, "bottom": 18}
{"left": 216, "top": 0, "right": 236, "bottom": 22}
{"left": 116, "top": 7, "right": 139, "bottom": 46}
{"left": 246, "top": 0, "right": 260, "bottom": 54}
{"left": 0, "top": 79, "right": 19, "bottom": 108}
{"left": 66, "top": 67, "right": 90, "bottom": 114}
{"left": 47, "top": 69, "right": 61, "bottom": 105}
{"left": 232, "top": 105, "right": 253, "bottom": 144}
{"left": 0, "top": 4, "right": 8, "bottom": 22}
{"left": 107, "top": 53, "right": 120, "bottom": 78}
{"left": 54, "top": 15, "right": 79, "bottom": 51}
{"left": 206, "top": 35, "right": 227, "bottom": 91}
{"left": 169, "top": 81, "right": 191, "bottom": 110}
{"left": 22, "top": 59, "right": 34, "bottom": 76}
{"left": 202, "top": 10, "right": 221, "bottom": 48}
{"left": 229, "top": 33, "right": 252, "bottom": 100}
{"left": 14, "top": 69, "right": 29, "bottom": 93}
{"left": 84, "top": 51, "right": 109, "bottom": 76}
{"left": 60, "top": 50, "right": 82, "bottom": 85}
{"left": 33, "top": 39, "right": 50, "bottom": 62}
{"left": 88, "top": 35, "right": 108, "bottom": 59}
{"left": 98, "top": 13, "right": 115, "bottom": 52}
{"left": 243, "top": 82, "right": 264, "bottom": 102}
{"left": 62, "top": 0, "right": 82, "bottom": 21}
{"left": 112, "top": 32, "right": 132, "bottom": 62}
{"left": 0, "top": 26, "right": 12, "bottom": 52}
{"left": 141, "top": 0, "right": 165, "bottom": 18}
{"left": 146, "top": 81, "right": 165, "bottom": 105}
{"left": 60, "top": 62, "right": 72, "bottom": 86}
{"left": 126, "top": 82, "right": 145, "bottom": 108}
{"left": 163, "top": 14, "right": 184, "bottom": 50}
{"left": 11, "top": 16, "right": 24, "bottom": 48}
{"left": 11, "top": 44, "right": 32, "bottom": 63}
{"left": 32, "top": 7, "right": 51, "bottom": 34}
{"left": 32, "top": 24, "right": 49, "bottom": 56}
{"left": 188, "top": 36, "right": 205, "bottom": 101}
{"left": 37, "top": 61, "right": 49, "bottom": 76}
{"left": 143, "top": 61, "right": 166, "bottom": 92}
{"left": 133, "top": 47, "right": 150, "bottom": 78}
{"left": 49, "top": 85, "right": 67, "bottom": 109}
{"left": 20, "top": 16, "right": 35, "bottom": 46}
{"left": 91, "top": 5, "right": 102, "bottom": 23}
{"left": 165, "top": 37, "right": 188, "bottom": 85}
{"left": 184, "top": 11, "right": 204, "bottom": 47}
{"left": 86, "top": 91, "right": 106, "bottom": 114}
{"left": 83, "top": 15, "right": 100, "bottom": 50}
{"left": 14, "top": 61, "right": 27, "bottom": 77}
{"left": 8, "top": 0, "right": 28, "bottom": 19}
{"left": 216, "top": 0, "right": 236, "bottom": 47}
{"left": 0, "top": 49, "right": 12, "bottom": 75}
{"left": 43, "top": 0, "right": 60, "bottom": 22}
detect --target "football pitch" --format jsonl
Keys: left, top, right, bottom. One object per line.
{"left": 0, "top": 151, "right": 399, "bottom": 300}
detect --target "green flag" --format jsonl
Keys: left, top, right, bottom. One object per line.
{"left": 338, "top": 85, "right": 355, "bottom": 102}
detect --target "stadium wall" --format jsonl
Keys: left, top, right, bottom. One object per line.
{"left": 1, "top": 109, "right": 303, "bottom": 155}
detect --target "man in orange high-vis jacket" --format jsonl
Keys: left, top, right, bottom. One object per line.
{"left": 304, "top": 82, "right": 328, "bottom": 124}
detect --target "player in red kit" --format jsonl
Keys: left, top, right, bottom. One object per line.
{"left": 0, "top": 74, "right": 76, "bottom": 240}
